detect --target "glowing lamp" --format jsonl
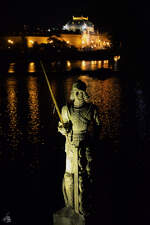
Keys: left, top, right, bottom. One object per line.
{"left": 8, "top": 40, "right": 13, "bottom": 44}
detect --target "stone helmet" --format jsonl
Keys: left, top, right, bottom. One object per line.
{"left": 70, "top": 80, "right": 89, "bottom": 101}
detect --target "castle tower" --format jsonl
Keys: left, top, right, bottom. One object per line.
{"left": 62, "top": 16, "right": 95, "bottom": 33}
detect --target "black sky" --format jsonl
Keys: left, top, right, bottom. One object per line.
{"left": 0, "top": 0, "right": 145, "bottom": 29}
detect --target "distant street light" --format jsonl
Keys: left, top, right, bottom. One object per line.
{"left": 29, "top": 40, "right": 34, "bottom": 44}
{"left": 8, "top": 39, "right": 14, "bottom": 44}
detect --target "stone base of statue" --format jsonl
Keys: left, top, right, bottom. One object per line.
{"left": 53, "top": 207, "right": 85, "bottom": 225}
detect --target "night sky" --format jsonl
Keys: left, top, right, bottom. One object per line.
{"left": 0, "top": 0, "right": 148, "bottom": 31}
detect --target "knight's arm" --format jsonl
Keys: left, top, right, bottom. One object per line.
{"left": 58, "top": 105, "right": 72, "bottom": 136}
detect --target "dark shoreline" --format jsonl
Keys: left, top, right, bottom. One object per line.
{"left": 0, "top": 47, "right": 121, "bottom": 62}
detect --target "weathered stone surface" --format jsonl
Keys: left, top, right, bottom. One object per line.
{"left": 58, "top": 80, "right": 100, "bottom": 216}
{"left": 53, "top": 207, "right": 85, "bottom": 225}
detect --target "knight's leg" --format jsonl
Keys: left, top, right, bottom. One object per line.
{"left": 78, "top": 145, "right": 89, "bottom": 216}
{"left": 86, "top": 146, "right": 93, "bottom": 179}
{"left": 62, "top": 172, "right": 74, "bottom": 208}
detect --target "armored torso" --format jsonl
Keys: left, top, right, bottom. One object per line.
{"left": 69, "top": 103, "right": 92, "bottom": 135}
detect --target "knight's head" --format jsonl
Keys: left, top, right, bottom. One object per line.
{"left": 70, "top": 80, "right": 89, "bottom": 103}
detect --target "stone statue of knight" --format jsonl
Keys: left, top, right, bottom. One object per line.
{"left": 58, "top": 80, "right": 100, "bottom": 217}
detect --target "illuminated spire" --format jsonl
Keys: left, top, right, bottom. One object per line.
{"left": 73, "top": 16, "right": 88, "bottom": 21}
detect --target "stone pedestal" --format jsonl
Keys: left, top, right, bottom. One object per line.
{"left": 53, "top": 207, "right": 85, "bottom": 225}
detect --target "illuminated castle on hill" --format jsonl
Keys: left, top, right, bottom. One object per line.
{"left": 60, "top": 16, "right": 111, "bottom": 50}
{"left": 63, "top": 16, "right": 95, "bottom": 33}
{"left": 0, "top": 16, "right": 112, "bottom": 51}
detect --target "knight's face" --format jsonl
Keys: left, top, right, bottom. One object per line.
{"left": 74, "top": 88, "right": 84, "bottom": 101}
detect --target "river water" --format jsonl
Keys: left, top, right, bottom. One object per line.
{"left": 0, "top": 58, "right": 145, "bottom": 224}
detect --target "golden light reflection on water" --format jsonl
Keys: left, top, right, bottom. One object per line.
{"left": 91, "top": 60, "right": 96, "bottom": 70}
{"left": 27, "top": 76, "right": 40, "bottom": 143}
{"left": 64, "top": 74, "right": 121, "bottom": 143}
{"left": 103, "top": 60, "right": 109, "bottom": 69}
{"left": 8, "top": 63, "right": 16, "bottom": 73}
{"left": 65, "top": 60, "right": 112, "bottom": 71}
{"left": 28, "top": 62, "right": 36, "bottom": 73}
{"left": 66, "top": 60, "right": 71, "bottom": 68}
{"left": 6, "top": 77, "right": 20, "bottom": 148}
{"left": 98, "top": 60, "right": 102, "bottom": 69}
{"left": 81, "top": 60, "right": 86, "bottom": 70}
{"left": 51, "top": 60, "right": 115, "bottom": 72}
{"left": 66, "top": 61, "right": 81, "bottom": 71}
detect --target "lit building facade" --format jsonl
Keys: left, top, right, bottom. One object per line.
{"left": 63, "top": 16, "right": 94, "bottom": 33}
{"left": 61, "top": 16, "right": 111, "bottom": 50}
{"left": 0, "top": 16, "right": 112, "bottom": 51}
